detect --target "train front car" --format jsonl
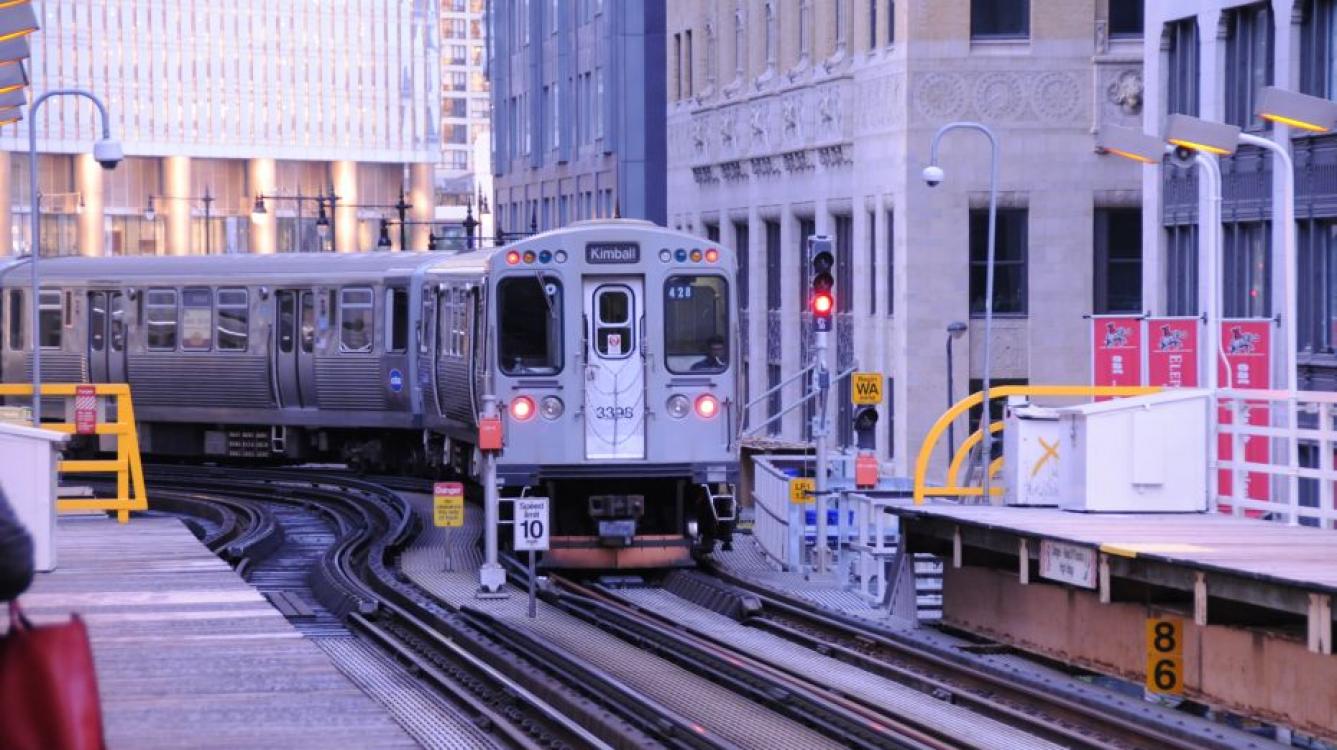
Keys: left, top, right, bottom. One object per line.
{"left": 490, "top": 219, "right": 739, "bottom": 568}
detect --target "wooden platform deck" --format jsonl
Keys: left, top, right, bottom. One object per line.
{"left": 8, "top": 515, "right": 415, "bottom": 749}
{"left": 891, "top": 502, "right": 1337, "bottom": 594}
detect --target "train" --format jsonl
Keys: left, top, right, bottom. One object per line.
{"left": 0, "top": 219, "right": 740, "bottom": 568}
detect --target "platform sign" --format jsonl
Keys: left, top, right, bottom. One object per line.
{"left": 1147, "top": 317, "right": 1199, "bottom": 388}
{"left": 1145, "top": 617, "right": 1184, "bottom": 695}
{"left": 74, "top": 385, "right": 97, "bottom": 435}
{"left": 1038, "top": 540, "right": 1097, "bottom": 589}
{"left": 851, "top": 372, "right": 883, "bottom": 405}
{"left": 788, "top": 477, "right": 815, "bottom": 504}
{"left": 433, "top": 482, "right": 464, "bottom": 528}
{"left": 514, "top": 497, "right": 550, "bottom": 551}
{"left": 1092, "top": 316, "right": 1143, "bottom": 401}
{"left": 1217, "top": 319, "right": 1272, "bottom": 510}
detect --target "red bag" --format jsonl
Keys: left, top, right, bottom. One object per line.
{"left": 0, "top": 601, "right": 106, "bottom": 750}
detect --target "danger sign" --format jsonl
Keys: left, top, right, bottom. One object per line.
{"left": 433, "top": 482, "right": 465, "bottom": 528}
{"left": 851, "top": 372, "right": 883, "bottom": 405}
{"left": 74, "top": 385, "right": 97, "bottom": 435}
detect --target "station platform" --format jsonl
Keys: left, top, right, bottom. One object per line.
{"left": 888, "top": 500, "right": 1337, "bottom": 742}
{"left": 8, "top": 514, "right": 416, "bottom": 749}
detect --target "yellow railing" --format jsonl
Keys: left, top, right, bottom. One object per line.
{"left": 912, "top": 385, "right": 1162, "bottom": 505}
{"left": 0, "top": 383, "right": 148, "bottom": 523}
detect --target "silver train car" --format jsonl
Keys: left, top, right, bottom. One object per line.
{"left": 0, "top": 219, "right": 740, "bottom": 568}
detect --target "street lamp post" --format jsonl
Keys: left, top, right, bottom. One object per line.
{"left": 252, "top": 191, "right": 338, "bottom": 252}
{"left": 945, "top": 321, "right": 967, "bottom": 464}
{"left": 28, "top": 89, "right": 121, "bottom": 426}
{"left": 923, "top": 122, "right": 1000, "bottom": 499}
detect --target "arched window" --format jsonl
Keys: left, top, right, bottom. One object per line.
{"left": 734, "top": 6, "right": 745, "bottom": 79}
{"left": 799, "top": 0, "right": 812, "bottom": 60}
{"left": 764, "top": 2, "right": 777, "bottom": 68}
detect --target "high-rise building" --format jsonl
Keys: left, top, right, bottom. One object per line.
{"left": 1143, "top": 0, "right": 1336, "bottom": 390}
{"left": 436, "top": 0, "right": 493, "bottom": 245}
{"left": 487, "top": 0, "right": 667, "bottom": 237}
{"left": 2, "top": 1, "right": 442, "bottom": 256}
{"left": 667, "top": 0, "right": 1146, "bottom": 475}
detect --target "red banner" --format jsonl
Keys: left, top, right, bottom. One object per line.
{"left": 1092, "top": 316, "right": 1142, "bottom": 400}
{"left": 74, "top": 385, "right": 97, "bottom": 435}
{"left": 1146, "top": 317, "right": 1199, "bottom": 388}
{"left": 1217, "top": 319, "right": 1272, "bottom": 507}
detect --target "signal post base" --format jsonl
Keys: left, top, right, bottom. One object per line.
{"left": 476, "top": 562, "right": 509, "bottom": 599}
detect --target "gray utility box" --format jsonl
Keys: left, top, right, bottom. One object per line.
{"left": 0, "top": 421, "right": 70, "bottom": 571}
{"left": 1055, "top": 389, "right": 1210, "bottom": 513}
{"left": 1004, "top": 397, "right": 1064, "bottom": 507}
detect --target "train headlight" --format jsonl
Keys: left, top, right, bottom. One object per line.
{"left": 704, "top": 248, "right": 719, "bottom": 263}
{"left": 510, "top": 396, "right": 536, "bottom": 421}
{"left": 540, "top": 396, "right": 564, "bottom": 419}
{"left": 554, "top": 250, "right": 568, "bottom": 263}
{"left": 666, "top": 394, "right": 690, "bottom": 419}
{"left": 694, "top": 394, "right": 720, "bottom": 419}
{"left": 659, "top": 248, "right": 672, "bottom": 263}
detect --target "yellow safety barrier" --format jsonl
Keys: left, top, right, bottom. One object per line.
{"left": 0, "top": 383, "right": 147, "bottom": 523}
{"left": 912, "top": 385, "right": 1162, "bottom": 505}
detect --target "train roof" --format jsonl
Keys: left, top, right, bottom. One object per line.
{"left": 0, "top": 251, "right": 476, "bottom": 285}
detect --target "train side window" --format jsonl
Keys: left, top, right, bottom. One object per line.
{"left": 109, "top": 293, "right": 125, "bottom": 352}
{"left": 181, "top": 287, "right": 213, "bottom": 350}
{"left": 88, "top": 292, "right": 106, "bottom": 352}
{"left": 498, "top": 276, "right": 562, "bottom": 375}
{"left": 7, "top": 290, "right": 21, "bottom": 350}
{"left": 664, "top": 275, "right": 729, "bottom": 373}
{"left": 146, "top": 289, "right": 179, "bottom": 350}
{"left": 38, "top": 291, "right": 62, "bottom": 349}
{"left": 217, "top": 288, "right": 249, "bottom": 351}
{"left": 385, "top": 288, "right": 408, "bottom": 353}
{"left": 301, "top": 292, "right": 315, "bottom": 353}
{"left": 418, "top": 292, "right": 431, "bottom": 355}
{"left": 340, "top": 287, "right": 374, "bottom": 353}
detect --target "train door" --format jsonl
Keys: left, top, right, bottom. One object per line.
{"left": 583, "top": 278, "right": 645, "bottom": 460}
{"left": 274, "top": 290, "right": 316, "bottom": 407}
{"left": 86, "top": 291, "right": 126, "bottom": 383}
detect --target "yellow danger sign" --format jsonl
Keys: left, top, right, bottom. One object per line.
{"left": 789, "top": 477, "right": 815, "bottom": 504}
{"left": 851, "top": 372, "right": 883, "bottom": 405}
{"left": 433, "top": 482, "right": 465, "bottom": 528}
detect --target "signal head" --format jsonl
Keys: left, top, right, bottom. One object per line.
{"left": 811, "top": 290, "right": 834, "bottom": 316}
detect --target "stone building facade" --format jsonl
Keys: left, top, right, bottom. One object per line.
{"left": 666, "top": 0, "right": 1146, "bottom": 475}
{"left": 1, "top": 0, "right": 441, "bottom": 256}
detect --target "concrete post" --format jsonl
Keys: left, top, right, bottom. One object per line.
{"left": 410, "top": 162, "right": 433, "bottom": 251}
{"left": 75, "top": 154, "right": 105, "bottom": 257}
{"left": 164, "top": 156, "right": 191, "bottom": 255}
{"left": 0, "top": 151, "right": 11, "bottom": 253}
{"left": 332, "top": 160, "right": 358, "bottom": 253}
{"left": 248, "top": 158, "right": 276, "bottom": 254}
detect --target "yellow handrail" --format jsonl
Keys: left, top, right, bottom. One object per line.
{"left": 912, "top": 385, "right": 1162, "bottom": 505}
{"left": 946, "top": 420, "right": 1004, "bottom": 488}
{"left": 0, "top": 383, "right": 148, "bottom": 523}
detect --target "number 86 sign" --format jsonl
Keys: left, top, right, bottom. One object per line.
{"left": 1145, "top": 617, "right": 1184, "bottom": 695}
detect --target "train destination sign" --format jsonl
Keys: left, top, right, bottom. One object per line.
{"left": 586, "top": 243, "right": 640, "bottom": 264}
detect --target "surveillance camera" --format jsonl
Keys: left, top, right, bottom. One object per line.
{"left": 1169, "top": 145, "right": 1195, "bottom": 168}
{"left": 922, "top": 165, "right": 944, "bottom": 188}
{"left": 92, "top": 138, "right": 123, "bottom": 170}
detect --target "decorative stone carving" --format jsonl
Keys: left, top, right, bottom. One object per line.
{"left": 1030, "top": 72, "right": 1083, "bottom": 122}
{"left": 912, "top": 72, "right": 968, "bottom": 121}
{"left": 750, "top": 155, "right": 780, "bottom": 177}
{"left": 817, "top": 144, "right": 851, "bottom": 168}
{"left": 781, "top": 149, "right": 813, "bottom": 172}
{"left": 1095, "top": 20, "right": 1108, "bottom": 54}
{"left": 690, "top": 119, "right": 707, "bottom": 157}
{"left": 817, "top": 87, "right": 842, "bottom": 137}
{"left": 1105, "top": 69, "right": 1143, "bottom": 115}
{"left": 781, "top": 95, "right": 800, "bottom": 141}
{"left": 720, "top": 160, "right": 747, "bottom": 181}
{"left": 749, "top": 104, "right": 768, "bottom": 147}
{"left": 692, "top": 165, "right": 718, "bottom": 185}
{"left": 975, "top": 73, "right": 1025, "bottom": 121}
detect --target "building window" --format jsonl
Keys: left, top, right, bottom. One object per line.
{"left": 885, "top": 210, "right": 894, "bottom": 316}
{"left": 1301, "top": 0, "right": 1337, "bottom": 98}
{"left": 684, "top": 30, "right": 694, "bottom": 98}
{"left": 1094, "top": 208, "right": 1143, "bottom": 314}
{"left": 734, "top": 8, "right": 746, "bottom": 79}
{"left": 969, "top": 208, "right": 1027, "bottom": 316}
{"left": 799, "top": 0, "right": 812, "bottom": 61}
{"left": 764, "top": 2, "right": 777, "bottom": 70}
{"left": 888, "top": 0, "right": 895, "bottom": 44}
{"left": 734, "top": 220, "right": 750, "bottom": 311}
{"left": 1299, "top": 220, "right": 1337, "bottom": 352}
{"left": 835, "top": 215, "right": 853, "bottom": 314}
{"left": 1223, "top": 222, "right": 1271, "bottom": 318}
{"left": 869, "top": 0, "right": 877, "bottom": 48}
{"left": 673, "top": 33, "right": 682, "bottom": 99}
{"left": 767, "top": 364, "right": 782, "bottom": 436}
{"left": 868, "top": 211, "right": 877, "bottom": 315}
{"left": 971, "top": 0, "right": 1028, "bottom": 40}
{"left": 969, "top": 378, "right": 1028, "bottom": 440}
{"left": 704, "top": 221, "right": 719, "bottom": 242}
{"left": 1224, "top": 4, "right": 1273, "bottom": 131}
{"left": 885, "top": 376, "right": 895, "bottom": 458}
{"left": 1109, "top": 0, "right": 1143, "bottom": 38}
{"left": 797, "top": 218, "right": 816, "bottom": 310}
{"left": 1165, "top": 18, "right": 1199, "bottom": 116}
{"left": 765, "top": 220, "right": 782, "bottom": 311}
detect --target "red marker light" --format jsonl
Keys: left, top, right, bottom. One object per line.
{"left": 510, "top": 396, "right": 535, "bottom": 421}
{"left": 505, "top": 250, "right": 520, "bottom": 265}
{"left": 811, "top": 292, "right": 834, "bottom": 315}
{"left": 695, "top": 394, "right": 719, "bottom": 419}
{"left": 523, "top": 250, "right": 537, "bottom": 263}
{"left": 704, "top": 248, "right": 719, "bottom": 263}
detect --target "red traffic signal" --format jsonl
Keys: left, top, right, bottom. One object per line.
{"left": 811, "top": 291, "right": 834, "bottom": 316}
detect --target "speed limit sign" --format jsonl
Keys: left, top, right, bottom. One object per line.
{"left": 514, "top": 497, "right": 550, "bottom": 551}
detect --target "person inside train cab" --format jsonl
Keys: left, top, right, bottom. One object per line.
{"left": 691, "top": 336, "right": 727, "bottom": 371}
{"left": 343, "top": 317, "right": 371, "bottom": 352}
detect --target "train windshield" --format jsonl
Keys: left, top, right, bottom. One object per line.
{"left": 498, "top": 276, "right": 563, "bottom": 375}
{"left": 664, "top": 275, "right": 729, "bottom": 373}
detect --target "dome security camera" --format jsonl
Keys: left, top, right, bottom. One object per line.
{"left": 93, "top": 138, "right": 123, "bottom": 170}
{"left": 922, "top": 165, "right": 945, "bottom": 187}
